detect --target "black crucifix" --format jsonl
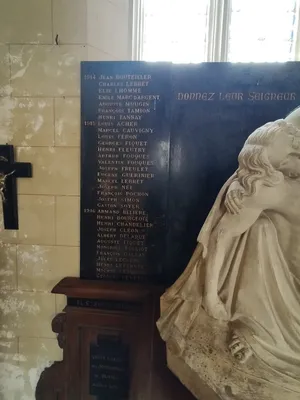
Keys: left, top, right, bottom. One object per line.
{"left": 0, "top": 145, "right": 32, "bottom": 230}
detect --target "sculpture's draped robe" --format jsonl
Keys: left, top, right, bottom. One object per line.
{"left": 157, "top": 175, "right": 300, "bottom": 380}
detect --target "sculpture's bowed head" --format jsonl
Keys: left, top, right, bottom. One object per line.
{"left": 237, "top": 119, "right": 300, "bottom": 197}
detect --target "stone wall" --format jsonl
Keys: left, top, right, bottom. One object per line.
{"left": 0, "top": 1, "right": 131, "bottom": 398}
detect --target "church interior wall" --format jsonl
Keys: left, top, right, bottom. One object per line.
{"left": 0, "top": 0, "right": 131, "bottom": 398}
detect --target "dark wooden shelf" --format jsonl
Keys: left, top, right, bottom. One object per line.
{"left": 36, "top": 278, "right": 197, "bottom": 400}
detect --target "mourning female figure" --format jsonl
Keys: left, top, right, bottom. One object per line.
{"left": 157, "top": 113, "right": 300, "bottom": 400}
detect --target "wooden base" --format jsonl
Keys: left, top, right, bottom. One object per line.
{"left": 35, "top": 278, "right": 196, "bottom": 400}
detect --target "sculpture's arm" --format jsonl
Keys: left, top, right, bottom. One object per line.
{"left": 216, "top": 206, "right": 263, "bottom": 238}
{"left": 222, "top": 180, "right": 282, "bottom": 235}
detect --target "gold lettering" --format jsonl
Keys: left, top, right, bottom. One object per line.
{"left": 98, "top": 95, "right": 114, "bottom": 101}
{"left": 98, "top": 108, "right": 125, "bottom": 113}
{"left": 84, "top": 120, "right": 96, "bottom": 126}
{"left": 98, "top": 115, "right": 115, "bottom": 120}
{"left": 96, "top": 215, "right": 115, "bottom": 221}
{"left": 122, "top": 185, "right": 133, "bottom": 190}
{"left": 177, "top": 92, "right": 215, "bottom": 101}
{"left": 97, "top": 122, "right": 114, "bottom": 127}
{"left": 83, "top": 208, "right": 96, "bottom": 213}
{"left": 122, "top": 209, "right": 145, "bottom": 215}
{"left": 96, "top": 221, "right": 114, "bottom": 226}
{"left": 98, "top": 196, "right": 118, "bottom": 201}
{"left": 98, "top": 160, "right": 124, "bottom": 165}
{"left": 98, "top": 88, "right": 112, "bottom": 94}
{"left": 121, "top": 179, "right": 143, "bottom": 185}
{"left": 98, "top": 74, "right": 114, "bottom": 79}
{"left": 248, "top": 92, "right": 296, "bottom": 101}
{"left": 97, "top": 128, "right": 119, "bottom": 134}
{"left": 98, "top": 102, "right": 122, "bottom": 107}
{"left": 125, "top": 101, "right": 150, "bottom": 107}
{"left": 119, "top": 115, "right": 142, "bottom": 121}
{"left": 133, "top": 94, "right": 160, "bottom": 101}
{"left": 97, "top": 239, "right": 120, "bottom": 245}
{"left": 122, "top": 173, "right": 154, "bottom": 179}
{"left": 118, "top": 134, "right": 138, "bottom": 140}
{"left": 97, "top": 251, "right": 121, "bottom": 257}
{"left": 98, "top": 140, "right": 122, "bottom": 147}
{"left": 97, "top": 233, "right": 116, "bottom": 239}
{"left": 124, "top": 141, "right": 147, "bottom": 147}
{"left": 122, "top": 153, "right": 149, "bottom": 159}
{"left": 219, "top": 92, "right": 243, "bottom": 101}
{"left": 96, "top": 202, "right": 117, "bottom": 208}
{"left": 98, "top": 166, "right": 118, "bottom": 172}
{"left": 123, "top": 240, "right": 144, "bottom": 246}
{"left": 117, "top": 94, "right": 133, "bottom": 100}
{"left": 116, "top": 122, "right": 138, "bottom": 128}
{"left": 97, "top": 153, "right": 119, "bottom": 158}
{"left": 127, "top": 108, "right": 151, "bottom": 113}
{"left": 97, "top": 209, "right": 119, "bottom": 215}
{"left": 98, "top": 185, "right": 118, "bottom": 190}
{"left": 120, "top": 234, "right": 146, "bottom": 240}
{"left": 127, "top": 160, "right": 154, "bottom": 167}
{"left": 97, "top": 178, "right": 118, "bottom": 184}
{"left": 97, "top": 147, "right": 116, "bottom": 152}
{"left": 123, "top": 204, "right": 142, "bottom": 211}
{"left": 123, "top": 197, "right": 139, "bottom": 203}
{"left": 125, "top": 191, "right": 149, "bottom": 197}
{"left": 116, "top": 88, "right": 142, "bottom": 94}
{"left": 117, "top": 215, "right": 148, "bottom": 222}
{"left": 99, "top": 191, "right": 122, "bottom": 196}
{"left": 99, "top": 81, "right": 123, "bottom": 87}
{"left": 84, "top": 74, "right": 96, "bottom": 80}
{"left": 118, "top": 222, "right": 153, "bottom": 228}
{"left": 115, "top": 74, "right": 151, "bottom": 80}
{"left": 120, "top": 228, "right": 139, "bottom": 233}
{"left": 97, "top": 171, "right": 118, "bottom": 177}
{"left": 125, "top": 81, "right": 150, "bottom": 87}
{"left": 96, "top": 226, "right": 116, "bottom": 232}
{"left": 122, "top": 128, "right": 153, "bottom": 134}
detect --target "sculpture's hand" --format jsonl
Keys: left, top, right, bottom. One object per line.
{"left": 225, "top": 183, "right": 245, "bottom": 215}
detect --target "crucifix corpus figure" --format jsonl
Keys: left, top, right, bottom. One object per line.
{"left": 0, "top": 145, "right": 32, "bottom": 230}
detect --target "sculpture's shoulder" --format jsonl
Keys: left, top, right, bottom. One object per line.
{"left": 224, "top": 178, "right": 284, "bottom": 215}
{"left": 259, "top": 181, "right": 283, "bottom": 200}
{"left": 274, "top": 178, "right": 300, "bottom": 221}
{"left": 242, "top": 180, "right": 285, "bottom": 210}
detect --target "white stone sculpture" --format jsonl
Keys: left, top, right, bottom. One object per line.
{"left": 157, "top": 109, "right": 300, "bottom": 400}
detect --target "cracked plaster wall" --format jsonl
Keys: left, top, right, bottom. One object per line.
{"left": 0, "top": 0, "right": 131, "bottom": 398}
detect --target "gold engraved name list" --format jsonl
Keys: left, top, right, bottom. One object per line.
{"left": 95, "top": 73, "right": 157, "bottom": 281}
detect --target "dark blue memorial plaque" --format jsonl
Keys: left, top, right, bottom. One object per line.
{"left": 80, "top": 61, "right": 300, "bottom": 284}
